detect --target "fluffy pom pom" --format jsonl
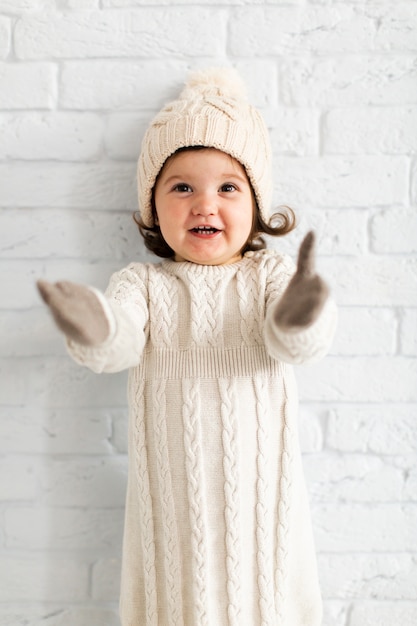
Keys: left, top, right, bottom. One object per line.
{"left": 182, "top": 67, "right": 247, "bottom": 100}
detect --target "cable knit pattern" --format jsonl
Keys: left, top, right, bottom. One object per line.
{"left": 148, "top": 266, "right": 179, "bottom": 349}
{"left": 152, "top": 377, "right": 183, "bottom": 625}
{"left": 274, "top": 394, "right": 293, "bottom": 623}
{"left": 182, "top": 379, "right": 209, "bottom": 626}
{"left": 236, "top": 258, "right": 263, "bottom": 346}
{"left": 66, "top": 249, "right": 336, "bottom": 626}
{"left": 254, "top": 376, "right": 275, "bottom": 625}
{"left": 132, "top": 374, "right": 158, "bottom": 626}
{"left": 188, "top": 270, "right": 226, "bottom": 347}
{"left": 219, "top": 378, "right": 241, "bottom": 625}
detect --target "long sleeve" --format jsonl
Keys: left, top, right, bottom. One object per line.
{"left": 264, "top": 295, "right": 337, "bottom": 365}
{"left": 66, "top": 264, "right": 149, "bottom": 374}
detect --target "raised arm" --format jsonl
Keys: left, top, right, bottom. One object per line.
{"left": 37, "top": 280, "right": 110, "bottom": 346}
{"left": 37, "top": 266, "right": 149, "bottom": 373}
{"left": 265, "top": 232, "right": 337, "bottom": 365}
{"left": 273, "top": 231, "right": 329, "bottom": 330}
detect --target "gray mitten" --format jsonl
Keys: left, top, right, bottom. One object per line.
{"left": 37, "top": 280, "right": 110, "bottom": 346}
{"left": 274, "top": 231, "right": 329, "bottom": 331}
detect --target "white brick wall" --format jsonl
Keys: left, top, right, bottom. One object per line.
{"left": 0, "top": 1, "right": 416, "bottom": 624}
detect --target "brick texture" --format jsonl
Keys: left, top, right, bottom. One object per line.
{"left": 1, "top": 1, "right": 416, "bottom": 624}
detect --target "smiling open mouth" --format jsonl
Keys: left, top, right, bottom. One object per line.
{"left": 190, "top": 226, "right": 220, "bottom": 235}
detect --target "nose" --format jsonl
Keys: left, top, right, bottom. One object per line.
{"left": 191, "top": 191, "right": 218, "bottom": 216}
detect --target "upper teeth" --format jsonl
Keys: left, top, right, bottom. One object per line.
{"left": 194, "top": 227, "right": 217, "bottom": 232}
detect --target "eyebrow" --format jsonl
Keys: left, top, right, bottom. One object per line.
{"left": 162, "top": 172, "right": 249, "bottom": 186}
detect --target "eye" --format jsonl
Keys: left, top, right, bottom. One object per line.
{"left": 173, "top": 183, "right": 192, "bottom": 193}
{"left": 220, "top": 183, "right": 237, "bottom": 193}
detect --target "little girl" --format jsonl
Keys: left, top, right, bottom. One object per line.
{"left": 38, "top": 68, "right": 337, "bottom": 626}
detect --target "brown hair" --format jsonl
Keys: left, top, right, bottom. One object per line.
{"left": 133, "top": 147, "right": 296, "bottom": 259}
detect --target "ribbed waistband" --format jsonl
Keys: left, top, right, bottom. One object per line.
{"left": 137, "top": 345, "right": 284, "bottom": 380}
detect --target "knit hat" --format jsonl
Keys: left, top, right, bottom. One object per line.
{"left": 137, "top": 67, "right": 273, "bottom": 227}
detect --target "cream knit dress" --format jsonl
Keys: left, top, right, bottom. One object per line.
{"left": 67, "top": 249, "right": 337, "bottom": 626}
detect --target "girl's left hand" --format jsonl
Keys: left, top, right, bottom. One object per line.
{"left": 273, "top": 231, "right": 329, "bottom": 331}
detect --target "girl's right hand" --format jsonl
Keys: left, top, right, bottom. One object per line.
{"left": 37, "top": 280, "right": 110, "bottom": 346}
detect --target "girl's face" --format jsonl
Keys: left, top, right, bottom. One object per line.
{"left": 153, "top": 148, "right": 255, "bottom": 266}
